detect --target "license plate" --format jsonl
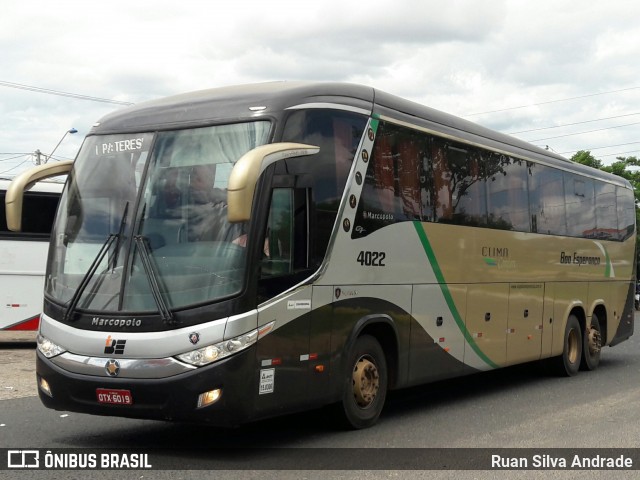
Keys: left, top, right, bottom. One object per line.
{"left": 96, "top": 388, "right": 133, "bottom": 405}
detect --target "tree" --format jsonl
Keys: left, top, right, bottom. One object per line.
{"left": 603, "top": 156, "right": 640, "bottom": 203}
{"left": 571, "top": 150, "right": 603, "bottom": 169}
{"left": 572, "top": 151, "right": 640, "bottom": 202}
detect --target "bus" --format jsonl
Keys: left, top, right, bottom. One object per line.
{"left": 5, "top": 82, "right": 635, "bottom": 429}
{"left": 0, "top": 176, "right": 63, "bottom": 337}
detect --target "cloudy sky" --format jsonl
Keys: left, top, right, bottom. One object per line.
{"left": 2, "top": 0, "right": 640, "bottom": 176}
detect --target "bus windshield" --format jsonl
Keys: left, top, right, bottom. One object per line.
{"left": 46, "top": 121, "right": 271, "bottom": 314}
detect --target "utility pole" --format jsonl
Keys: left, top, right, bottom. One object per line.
{"left": 34, "top": 128, "right": 77, "bottom": 166}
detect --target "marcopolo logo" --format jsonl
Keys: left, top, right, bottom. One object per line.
{"left": 92, "top": 317, "right": 142, "bottom": 328}
{"left": 104, "top": 335, "right": 127, "bottom": 355}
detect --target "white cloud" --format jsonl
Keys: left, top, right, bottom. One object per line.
{"left": 1, "top": 0, "right": 640, "bottom": 174}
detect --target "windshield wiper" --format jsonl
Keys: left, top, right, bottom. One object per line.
{"left": 108, "top": 202, "right": 129, "bottom": 272}
{"left": 63, "top": 234, "right": 117, "bottom": 322}
{"left": 134, "top": 235, "right": 174, "bottom": 324}
{"left": 63, "top": 202, "right": 130, "bottom": 322}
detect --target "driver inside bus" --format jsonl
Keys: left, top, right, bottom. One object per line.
{"left": 186, "top": 164, "right": 244, "bottom": 243}
{"left": 157, "top": 169, "right": 182, "bottom": 217}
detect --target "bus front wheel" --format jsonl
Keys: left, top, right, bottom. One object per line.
{"left": 339, "top": 335, "right": 388, "bottom": 429}
{"left": 552, "top": 314, "right": 582, "bottom": 377}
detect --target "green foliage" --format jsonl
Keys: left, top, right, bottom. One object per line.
{"left": 571, "top": 150, "right": 603, "bottom": 169}
{"left": 602, "top": 157, "right": 640, "bottom": 201}
{"left": 572, "top": 151, "right": 640, "bottom": 201}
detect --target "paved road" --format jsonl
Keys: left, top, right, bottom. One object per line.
{"left": 1, "top": 320, "right": 639, "bottom": 479}
{"left": 0, "top": 332, "right": 36, "bottom": 401}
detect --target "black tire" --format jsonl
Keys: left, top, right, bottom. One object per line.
{"left": 580, "top": 312, "right": 602, "bottom": 371}
{"left": 551, "top": 314, "right": 582, "bottom": 377}
{"left": 338, "top": 335, "right": 388, "bottom": 429}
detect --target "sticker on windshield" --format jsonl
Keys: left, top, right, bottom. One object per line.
{"left": 96, "top": 138, "right": 145, "bottom": 155}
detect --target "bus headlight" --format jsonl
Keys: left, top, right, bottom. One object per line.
{"left": 37, "top": 334, "right": 66, "bottom": 358}
{"left": 176, "top": 329, "right": 258, "bottom": 367}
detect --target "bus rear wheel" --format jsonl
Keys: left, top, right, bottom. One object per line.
{"left": 552, "top": 314, "right": 582, "bottom": 377}
{"left": 339, "top": 335, "right": 387, "bottom": 429}
{"left": 580, "top": 313, "right": 602, "bottom": 371}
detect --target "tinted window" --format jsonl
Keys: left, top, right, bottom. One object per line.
{"left": 354, "top": 123, "right": 426, "bottom": 238}
{"left": 529, "top": 163, "right": 566, "bottom": 236}
{"left": 487, "top": 156, "right": 530, "bottom": 232}
{"left": 617, "top": 186, "right": 635, "bottom": 241}
{"left": 352, "top": 120, "right": 632, "bottom": 242}
{"left": 0, "top": 190, "right": 60, "bottom": 239}
{"left": 447, "top": 145, "right": 488, "bottom": 227}
{"left": 594, "top": 182, "right": 617, "bottom": 240}
{"left": 282, "top": 109, "right": 366, "bottom": 255}
{"left": 565, "top": 173, "right": 595, "bottom": 238}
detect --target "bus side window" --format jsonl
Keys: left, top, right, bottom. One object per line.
{"left": 258, "top": 186, "right": 310, "bottom": 302}
{"left": 1, "top": 191, "right": 60, "bottom": 240}
{"left": 261, "top": 188, "right": 293, "bottom": 276}
{"left": 617, "top": 186, "right": 635, "bottom": 241}
{"left": 431, "top": 138, "right": 452, "bottom": 222}
{"left": 486, "top": 155, "right": 529, "bottom": 232}
{"left": 260, "top": 187, "right": 309, "bottom": 279}
{"left": 353, "top": 124, "right": 426, "bottom": 238}
{"left": 565, "top": 173, "right": 595, "bottom": 238}
{"left": 529, "top": 163, "right": 567, "bottom": 236}
{"left": 594, "top": 182, "right": 617, "bottom": 240}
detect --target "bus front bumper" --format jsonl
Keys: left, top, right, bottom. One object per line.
{"left": 35, "top": 349, "right": 256, "bottom": 427}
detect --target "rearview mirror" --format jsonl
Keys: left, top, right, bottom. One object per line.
{"left": 5, "top": 161, "right": 73, "bottom": 231}
{"left": 227, "top": 143, "right": 319, "bottom": 222}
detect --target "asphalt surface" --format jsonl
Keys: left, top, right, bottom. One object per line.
{"left": 1, "top": 319, "right": 639, "bottom": 479}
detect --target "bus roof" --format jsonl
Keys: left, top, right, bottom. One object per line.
{"left": 90, "top": 81, "right": 631, "bottom": 189}
{"left": 91, "top": 82, "right": 375, "bottom": 134}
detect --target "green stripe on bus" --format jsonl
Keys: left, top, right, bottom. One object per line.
{"left": 413, "top": 221, "right": 499, "bottom": 369}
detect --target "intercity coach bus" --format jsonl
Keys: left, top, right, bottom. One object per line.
{"left": 5, "top": 82, "right": 635, "bottom": 428}
{"left": 0, "top": 177, "right": 62, "bottom": 336}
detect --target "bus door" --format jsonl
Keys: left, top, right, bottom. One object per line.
{"left": 254, "top": 175, "right": 320, "bottom": 413}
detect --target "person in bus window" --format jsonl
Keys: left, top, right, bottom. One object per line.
{"left": 157, "top": 169, "right": 182, "bottom": 218}
{"left": 186, "top": 165, "right": 243, "bottom": 243}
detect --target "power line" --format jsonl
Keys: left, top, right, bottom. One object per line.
{"left": 528, "top": 121, "right": 640, "bottom": 142}
{"left": 47, "top": 154, "right": 75, "bottom": 162}
{"left": 507, "top": 112, "right": 640, "bottom": 135}
{"left": 599, "top": 150, "right": 640, "bottom": 158}
{"left": 465, "top": 86, "right": 640, "bottom": 117}
{"left": 0, "top": 153, "right": 31, "bottom": 162}
{"left": 0, "top": 80, "right": 134, "bottom": 106}
{"left": 0, "top": 158, "right": 31, "bottom": 175}
{"left": 559, "top": 141, "right": 640, "bottom": 155}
